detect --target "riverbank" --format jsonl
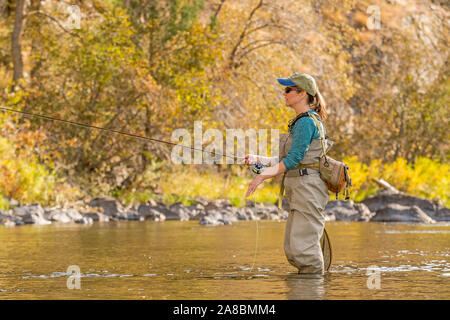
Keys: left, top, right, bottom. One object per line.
{"left": 1, "top": 189, "right": 448, "bottom": 227}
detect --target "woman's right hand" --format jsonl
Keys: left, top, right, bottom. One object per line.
{"left": 244, "top": 154, "right": 259, "bottom": 166}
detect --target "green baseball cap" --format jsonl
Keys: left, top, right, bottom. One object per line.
{"left": 277, "top": 72, "right": 318, "bottom": 96}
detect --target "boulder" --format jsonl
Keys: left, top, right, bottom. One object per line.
{"left": 88, "top": 197, "right": 147, "bottom": 221}
{"left": 186, "top": 204, "right": 206, "bottom": 220}
{"left": 194, "top": 196, "right": 210, "bottom": 207}
{"left": 45, "top": 208, "right": 83, "bottom": 223}
{"left": 168, "top": 202, "right": 191, "bottom": 221}
{"left": 1, "top": 220, "right": 16, "bottom": 227}
{"left": 200, "top": 215, "right": 225, "bottom": 226}
{"left": 236, "top": 207, "right": 251, "bottom": 220}
{"left": 324, "top": 200, "right": 375, "bottom": 222}
{"left": 246, "top": 208, "right": 259, "bottom": 220}
{"left": 362, "top": 190, "right": 448, "bottom": 221}
{"left": 278, "top": 210, "right": 289, "bottom": 220}
{"left": 252, "top": 202, "right": 285, "bottom": 220}
{"left": 137, "top": 204, "right": 156, "bottom": 219}
{"left": 136, "top": 204, "right": 168, "bottom": 221}
{"left": 222, "top": 211, "right": 238, "bottom": 223}
{"left": 204, "top": 199, "right": 232, "bottom": 212}
{"left": 199, "top": 209, "right": 234, "bottom": 225}
{"left": 75, "top": 216, "right": 94, "bottom": 224}
{"left": 370, "top": 204, "right": 436, "bottom": 223}
{"left": 87, "top": 197, "right": 123, "bottom": 216}
{"left": 44, "top": 210, "right": 71, "bottom": 223}
{"left": 84, "top": 212, "right": 110, "bottom": 222}
{"left": 235, "top": 207, "right": 260, "bottom": 221}
{"left": 0, "top": 210, "right": 23, "bottom": 226}
{"left": 124, "top": 211, "right": 145, "bottom": 221}
{"left": 13, "top": 204, "right": 51, "bottom": 225}
{"left": 435, "top": 206, "right": 450, "bottom": 222}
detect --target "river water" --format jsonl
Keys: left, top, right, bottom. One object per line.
{"left": 0, "top": 220, "right": 448, "bottom": 299}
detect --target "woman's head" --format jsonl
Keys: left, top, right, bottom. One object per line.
{"left": 277, "top": 72, "right": 327, "bottom": 121}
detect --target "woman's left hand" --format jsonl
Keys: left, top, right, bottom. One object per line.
{"left": 246, "top": 175, "right": 264, "bottom": 197}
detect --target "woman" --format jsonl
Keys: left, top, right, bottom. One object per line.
{"left": 245, "top": 72, "right": 331, "bottom": 275}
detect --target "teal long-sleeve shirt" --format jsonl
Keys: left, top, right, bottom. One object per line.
{"left": 281, "top": 110, "right": 325, "bottom": 171}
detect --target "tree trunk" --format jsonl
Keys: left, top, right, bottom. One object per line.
{"left": 11, "top": 0, "right": 25, "bottom": 84}
{"left": 29, "top": 0, "right": 41, "bottom": 80}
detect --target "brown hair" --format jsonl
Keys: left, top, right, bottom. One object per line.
{"left": 307, "top": 91, "right": 327, "bottom": 121}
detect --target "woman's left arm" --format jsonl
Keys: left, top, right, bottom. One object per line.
{"left": 246, "top": 161, "right": 286, "bottom": 197}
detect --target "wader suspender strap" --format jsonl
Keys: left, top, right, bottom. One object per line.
{"left": 309, "top": 114, "right": 328, "bottom": 162}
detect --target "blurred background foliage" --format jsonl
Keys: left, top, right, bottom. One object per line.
{"left": 0, "top": 0, "right": 448, "bottom": 209}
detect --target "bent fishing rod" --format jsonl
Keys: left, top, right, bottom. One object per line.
{"left": 0, "top": 106, "right": 244, "bottom": 161}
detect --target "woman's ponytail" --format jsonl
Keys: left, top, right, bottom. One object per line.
{"left": 307, "top": 90, "right": 327, "bottom": 121}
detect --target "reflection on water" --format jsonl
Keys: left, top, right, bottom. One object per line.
{"left": 0, "top": 221, "right": 448, "bottom": 299}
{"left": 285, "top": 274, "right": 326, "bottom": 300}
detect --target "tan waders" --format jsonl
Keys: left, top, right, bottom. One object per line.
{"left": 279, "top": 129, "right": 332, "bottom": 274}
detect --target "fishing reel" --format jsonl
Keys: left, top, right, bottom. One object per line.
{"left": 251, "top": 162, "right": 268, "bottom": 175}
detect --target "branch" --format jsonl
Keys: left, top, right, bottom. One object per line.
{"left": 228, "top": 0, "right": 264, "bottom": 69}
{"left": 246, "top": 23, "right": 296, "bottom": 36}
{"left": 372, "top": 178, "right": 400, "bottom": 194}
{"left": 235, "top": 40, "right": 288, "bottom": 63}
{"left": 25, "top": 10, "right": 80, "bottom": 37}
{"left": 239, "top": 38, "right": 279, "bottom": 52}
{"left": 210, "top": 0, "right": 226, "bottom": 28}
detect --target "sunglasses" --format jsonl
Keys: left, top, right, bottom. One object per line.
{"left": 284, "top": 87, "right": 300, "bottom": 94}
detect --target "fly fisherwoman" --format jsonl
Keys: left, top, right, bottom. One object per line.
{"left": 245, "top": 72, "right": 332, "bottom": 275}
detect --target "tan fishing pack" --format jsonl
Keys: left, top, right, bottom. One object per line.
{"left": 309, "top": 113, "right": 352, "bottom": 199}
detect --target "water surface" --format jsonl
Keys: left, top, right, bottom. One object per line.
{"left": 0, "top": 221, "right": 448, "bottom": 299}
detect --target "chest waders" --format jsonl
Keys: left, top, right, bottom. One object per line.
{"left": 279, "top": 115, "right": 333, "bottom": 274}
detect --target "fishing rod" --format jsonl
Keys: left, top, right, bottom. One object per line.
{"left": 0, "top": 106, "right": 269, "bottom": 272}
{"left": 0, "top": 106, "right": 243, "bottom": 161}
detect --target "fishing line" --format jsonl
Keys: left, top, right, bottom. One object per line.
{"left": 249, "top": 193, "right": 260, "bottom": 273}
{"left": 1, "top": 106, "right": 265, "bottom": 272}
{"left": 0, "top": 106, "right": 242, "bottom": 161}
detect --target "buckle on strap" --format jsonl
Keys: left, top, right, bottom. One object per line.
{"left": 299, "top": 168, "right": 308, "bottom": 176}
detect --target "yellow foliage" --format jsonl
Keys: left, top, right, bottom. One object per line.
{"left": 157, "top": 166, "right": 280, "bottom": 207}
{"left": 343, "top": 156, "right": 449, "bottom": 206}
{"left": 0, "top": 137, "right": 56, "bottom": 209}
{"left": 0, "top": 136, "right": 83, "bottom": 210}
{"left": 126, "top": 157, "right": 448, "bottom": 208}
